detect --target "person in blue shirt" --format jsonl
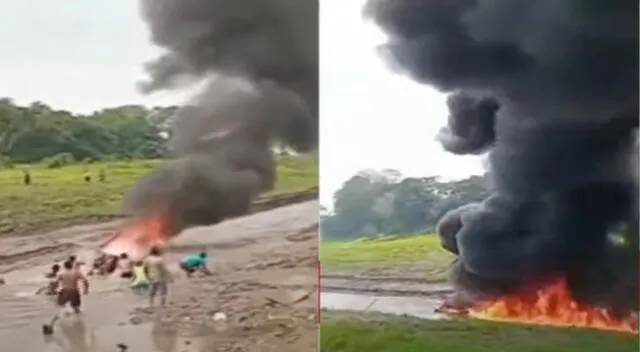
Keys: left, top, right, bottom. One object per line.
{"left": 179, "top": 252, "right": 212, "bottom": 277}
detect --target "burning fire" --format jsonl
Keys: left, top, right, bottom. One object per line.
{"left": 469, "top": 277, "right": 638, "bottom": 333}
{"left": 102, "top": 211, "right": 172, "bottom": 260}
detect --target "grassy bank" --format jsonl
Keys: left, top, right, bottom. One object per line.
{"left": 321, "top": 310, "right": 636, "bottom": 352}
{"left": 320, "top": 234, "right": 453, "bottom": 280}
{"left": 0, "top": 155, "right": 318, "bottom": 234}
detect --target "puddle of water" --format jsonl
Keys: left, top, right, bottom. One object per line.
{"left": 96, "top": 323, "right": 216, "bottom": 352}
{"left": 0, "top": 314, "right": 218, "bottom": 352}
{"left": 321, "top": 291, "right": 450, "bottom": 320}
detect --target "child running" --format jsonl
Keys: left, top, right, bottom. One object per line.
{"left": 179, "top": 252, "right": 212, "bottom": 278}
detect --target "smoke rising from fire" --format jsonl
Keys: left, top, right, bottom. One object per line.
{"left": 124, "top": 0, "right": 318, "bottom": 235}
{"left": 365, "top": 0, "right": 638, "bottom": 311}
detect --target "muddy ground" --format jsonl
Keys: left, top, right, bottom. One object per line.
{"left": 0, "top": 201, "right": 318, "bottom": 352}
{"left": 0, "top": 187, "right": 317, "bottom": 238}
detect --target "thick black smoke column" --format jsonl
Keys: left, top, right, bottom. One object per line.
{"left": 365, "top": 0, "right": 638, "bottom": 311}
{"left": 124, "top": 0, "right": 318, "bottom": 234}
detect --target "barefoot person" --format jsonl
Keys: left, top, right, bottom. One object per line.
{"left": 43, "top": 260, "right": 90, "bottom": 334}
{"left": 144, "top": 246, "right": 171, "bottom": 307}
{"left": 179, "top": 252, "right": 212, "bottom": 278}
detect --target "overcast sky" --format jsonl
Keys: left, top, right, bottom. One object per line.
{"left": 319, "top": 0, "right": 485, "bottom": 207}
{"left": 0, "top": 0, "right": 484, "bottom": 207}
{"left": 0, "top": 0, "right": 186, "bottom": 114}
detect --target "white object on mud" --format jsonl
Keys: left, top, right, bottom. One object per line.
{"left": 212, "top": 312, "right": 227, "bottom": 321}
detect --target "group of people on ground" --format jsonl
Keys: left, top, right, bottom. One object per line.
{"left": 39, "top": 247, "right": 212, "bottom": 334}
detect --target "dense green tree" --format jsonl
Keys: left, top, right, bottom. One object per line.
{"left": 321, "top": 170, "right": 491, "bottom": 240}
{"left": 0, "top": 98, "right": 177, "bottom": 163}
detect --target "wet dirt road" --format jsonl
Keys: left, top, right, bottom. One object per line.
{"left": 320, "top": 275, "right": 453, "bottom": 320}
{"left": 0, "top": 201, "right": 319, "bottom": 352}
{"left": 321, "top": 291, "right": 450, "bottom": 320}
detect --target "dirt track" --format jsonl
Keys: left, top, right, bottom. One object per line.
{"left": 321, "top": 275, "right": 452, "bottom": 296}
{"left": 0, "top": 201, "right": 318, "bottom": 352}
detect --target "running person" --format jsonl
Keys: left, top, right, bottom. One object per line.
{"left": 179, "top": 252, "right": 212, "bottom": 278}
{"left": 144, "top": 246, "right": 171, "bottom": 307}
{"left": 43, "top": 260, "right": 90, "bottom": 334}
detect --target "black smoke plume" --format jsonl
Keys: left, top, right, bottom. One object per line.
{"left": 124, "top": 0, "right": 318, "bottom": 234}
{"left": 365, "top": 0, "right": 638, "bottom": 312}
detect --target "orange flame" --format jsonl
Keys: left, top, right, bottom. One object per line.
{"left": 102, "top": 211, "right": 172, "bottom": 260}
{"left": 469, "top": 277, "right": 638, "bottom": 333}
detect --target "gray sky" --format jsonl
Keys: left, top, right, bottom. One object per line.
{"left": 0, "top": 0, "right": 484, "bottom": 206}
{"left": 0, "top": 0, "right": 187, "bottom": 114}
{"left": 319, "top": 0, "right": 484, "bottom": 206}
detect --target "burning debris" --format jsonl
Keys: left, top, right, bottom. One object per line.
{"left": 104, "top": 0, "right": 318, "bottom": 254}
{"left": 469, "top": 277, "right": 638, "bottom": 333}
{"left": 365, "top": 0, "right": 638, "bottom": 331}
{"left": 102, "top": 211, "right": 171, "bottom": 260}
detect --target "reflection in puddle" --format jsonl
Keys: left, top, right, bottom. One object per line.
{"left": 34, "top": 316, "right": 217, "bottom": 352}
{"left": 44, "top": 315, "right": 97, "bottom": 352}
{"left": 150, "top": 322, "right": 217, "bottom": 352}
{"left": 96, "top": 321, "right": 216, "bottom": 352}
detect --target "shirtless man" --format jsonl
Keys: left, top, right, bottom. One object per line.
{"left": 144, "top": 246, "right": 171, "bottom": 307}
{"left": 43, "top": 260, "right": 90, "bottom": 334}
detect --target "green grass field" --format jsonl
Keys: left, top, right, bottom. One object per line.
{"left": 321, "top": 310, "right": 637, "bottom": 352}
{"left": 320, "top": 234, "right": 453, "bottom": 279}
{"left": 0, "top": 155, "right": 318, "bottom": 234}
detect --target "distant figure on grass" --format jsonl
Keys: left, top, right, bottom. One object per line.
{"left": 22, "top": 169, "right": 31, "bottom": 186}
{"left": 43, "top": 260, "right": 90, "bottom": 335}
{"left": 83, "top": 172, "right": 91, "bottom": 183}
{"left": 118, "top": 253, "right": 133, "bottom": 279}
{"left": 179, "top": 252, "right": 212, "bottom": 278}
{"left": 98, "top": 169, "right": 106, "bottom": 182}
{"left": 130, "top": 261, "right": 150, "bottom": 294}
{"left": 144, "top": 246, "right": 172, "bottom": 307}
{"left": 36, "top": 264, "right": 61, "bottom": 296}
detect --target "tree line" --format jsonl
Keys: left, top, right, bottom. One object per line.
{"left": 320, "top": 169, "right": 491, "bottom": 240}
{"left": 0, "top": 98, "right": 178, "bottom": 166}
